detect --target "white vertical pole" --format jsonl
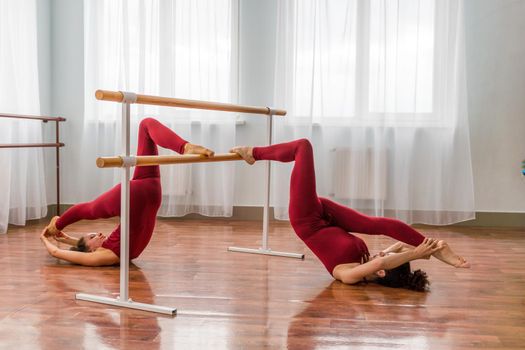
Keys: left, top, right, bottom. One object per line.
{"left": 120, "top": 101, "right": 131, "bottom": 301}
{"left": 227, "top": 108, "right": 303, "bottom": 259}
{"left": 76, "top": 91, "right": 176, "bottom": 315}
{"left": 262, "top": 112, "right": 273, "bottom": 250}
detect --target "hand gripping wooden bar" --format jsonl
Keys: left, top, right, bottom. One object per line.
{"left": 97, "top": 153, "right": 243, "bottom": 168}
{"left": 95, "top": 90, "right": 287, "bottom": 116}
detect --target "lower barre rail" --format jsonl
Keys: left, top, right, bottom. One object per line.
{"left": 76, "top": 293, "right": 177, "bottom": 316}
{"left": 97, "top": 153, "right": 243, "bottom": 168}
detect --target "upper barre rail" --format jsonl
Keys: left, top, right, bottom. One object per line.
{"left": 0, "top": 142, "right": 65, "bottom": 149}
{"left": 97, "top": 153, "right": 243, "bottom": 168}
{"left": 95, "top": 90, "right": 287, "bottom": 116}
{"left": 0, "top": 113, "right": 66, "bottom": 122}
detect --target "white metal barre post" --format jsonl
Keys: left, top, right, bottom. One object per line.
{"left": 228, "top": 108, "right": 304, "bottom": 259}
{"left": 75, "top": 92, "right": 176, "bottom": 316}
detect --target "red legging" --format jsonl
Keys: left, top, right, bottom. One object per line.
{"left": 55, "top": 118, "right": 188, "bottom": 259}
{"left": 252, "top": 138, "right": 425, "bottom": 274}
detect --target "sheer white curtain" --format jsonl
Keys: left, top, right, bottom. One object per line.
{"left": 81, "top": 0, "right": 238, "bottom": 216}
{"left": 0, "top": 0, "right": 47, "bottom": 233}
{"left": 273, "top": 0, "right": 474, "bottom": 224}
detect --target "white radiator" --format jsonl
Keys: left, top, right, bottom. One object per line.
{"left": 330, "top": 148, "right": 387, "bottom": 200}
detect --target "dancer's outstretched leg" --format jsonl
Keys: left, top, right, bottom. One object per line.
{"left": 232, "top": 139, "right": 323, "bottom": 231}
{"left": 319, "top": 198, "right": 424, "bottom": 246}
{"left": 51, "top": 184, "right": 122, "bottom": 232}
{"left": 132, "top": 117, "right": 213, "bottom": 180}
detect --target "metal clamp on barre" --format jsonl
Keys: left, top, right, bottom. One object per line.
{"left": 121, "top": 91, "right": 138, "bottom": 104}
{"left": 121, "top": 156, "right": 137, "bottom": 167}
{"left": 267, "top": 107, "right": 277, "bottom": 116}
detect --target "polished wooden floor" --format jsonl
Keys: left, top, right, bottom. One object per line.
{"left": 0, "top": 218, "right": 524, "bottom": 349}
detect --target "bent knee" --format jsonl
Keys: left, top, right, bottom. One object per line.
{"left": 139, "top": 117, "right": 158, "bottom": 128}
{"left": 296, "top": 138, "right": 312, "bottom": 150}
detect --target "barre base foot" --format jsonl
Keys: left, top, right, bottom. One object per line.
{"left": 227, "top": 246, "right": 304, "bottom": 259}
{"left": 76, "top": 293, "right": 177, "bottom": 316}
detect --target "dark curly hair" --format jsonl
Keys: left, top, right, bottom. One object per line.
{"left": 69, "top": 237, "right": 88, "bottom": 252}
{"left": 375, "top": 262, "right": 430, "bottom": 292}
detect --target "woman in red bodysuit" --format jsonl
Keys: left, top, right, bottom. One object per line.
{"left": 39, "top": 118, "right": 213, "bottom": 266}
{"left": 231, "top": 139, "right": 470, "bottom": 291}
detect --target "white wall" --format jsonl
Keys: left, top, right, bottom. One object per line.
{"left": 49, "top": 0, "right": 84, "bottom": 205}
{"left": 234, "top": 0, "right": 279, "bottom": 205}
{"left": 42, "top": 0, "right": 525, "bottom": 213}
{"left": 37, "top": 0, "right": 54, "bottom": 206}
{"left": 464, "top": 0, "right": 525, "bottom": 212}
{"left": 37, "top": 0, "right": 51, "bottom": 116}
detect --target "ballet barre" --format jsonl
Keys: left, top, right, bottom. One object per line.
{"left": 0, "top": 113, "right": 66, "bottom": 216}
{"left": 96, "top": 153, "right": 243, "bottom": 168}
{"left": 95, "top": 89, "right": 287, "bottom": 116}
{"left": 76, "top": 90, "right": 302, "bottom": 316}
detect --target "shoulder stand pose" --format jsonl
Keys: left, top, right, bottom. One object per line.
{"left": 40, "top": 118, "right": 214, "bottom": 266}
{"left": 231, "top": 139, "right": 470, "bottom": 291}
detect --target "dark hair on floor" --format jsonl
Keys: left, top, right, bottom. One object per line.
{"left": 375, "top": 262, "right": 430, "bottom": 292}
{"left": 69, "top": 237, "right": 88, "bottom": 253}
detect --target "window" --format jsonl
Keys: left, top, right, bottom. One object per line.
{"left": 287, "top": 0, "right": 440, "bottom": 126}
{"left": 368, "top": 0, "right": 435, "bottom": 114}
{"left": 84, "top": 0, "right": 238, "bottom": 122}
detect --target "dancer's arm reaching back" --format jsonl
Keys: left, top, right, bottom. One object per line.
{"left": 40, "top": 230, "right": 119, "bottom": 266}
{"left": 53, "top": 231, "right": 80, "bottom": 246}
{"left": 334, "top": 238, "right": 443, "bottom": 284}
{"left": 380, "top": 242, "right": 413, "bottom": 255}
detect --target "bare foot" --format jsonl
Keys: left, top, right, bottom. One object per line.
{"left": 45, "top": 216, "right": 61, "bottom": 237}
{"left": 230, "top": 146, "right": 255, "bottom": 165}
{"left": 433, "top": 240, "right": 470, "bottom": 268}
{"left": 184, "top": 143, "right": 214, "bottom": 157}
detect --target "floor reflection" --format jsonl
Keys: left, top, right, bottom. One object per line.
{"left": 37, "top": 264, "right": 163, "bottom": 349}
{"left": 287, "top": 281, "right": 432, "bottom": 349}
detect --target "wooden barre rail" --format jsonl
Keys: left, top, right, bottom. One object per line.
{"left": 0, "top": 142, "right": 65, "bottom": 149}
{"left": 0, "top": 113, "right": 66, "bottom": 122}
{"left": 97, "top": 153, "right": 243, "bottom": 168}
{"left": 95, "top": 90, "right": 287, "bottom": 116}
{"left": 0, "top": 112, "right": 65, "bottom": 216}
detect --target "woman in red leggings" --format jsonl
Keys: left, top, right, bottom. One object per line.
{"left": 231, "top": 139, "right": 470, "bottom": 291}
{"left": 39, "top": 118, "right": 213, "bottom": 266}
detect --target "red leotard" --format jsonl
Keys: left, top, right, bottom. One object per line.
{"left": 252, "top": 139, "right": 425, "bottom": 275}
{"left": 55, "top": 118, "right": 188, "bottom": 259}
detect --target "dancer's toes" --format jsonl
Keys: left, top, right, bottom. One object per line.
{"left": 230, "top": 146, "right": 255, "bottom": 165}
{"left": 456, "top": 257, "right": 471, "bottom": 268}
{"left": 45, "top": 216, "right": 60, "bottom": 236}
{"left": 184, "top": 143, "right": 215, "bottom": 157}
{"left": 433, "top": 240, "right": 470, "bottom": 269}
